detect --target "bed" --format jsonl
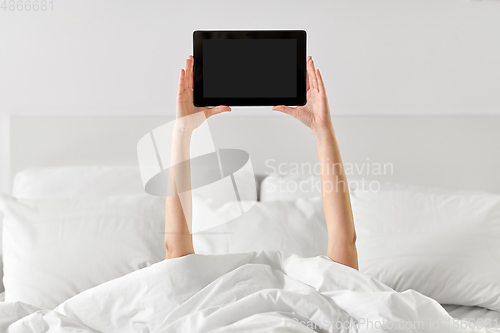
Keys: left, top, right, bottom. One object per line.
{"left": 1, "top": 115, "right": 500, "bottom": 332}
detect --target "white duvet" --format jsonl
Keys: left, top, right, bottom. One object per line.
{"left": 1, "top": 250, "right": 498, "bottom": 333}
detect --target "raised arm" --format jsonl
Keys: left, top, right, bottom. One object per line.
{"left": 165, "top": 55, "right": 231, "bottom": 259}
{"left": 272, "top": 56, "right": 358, "bottom": 270}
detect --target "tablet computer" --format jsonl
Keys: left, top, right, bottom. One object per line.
{"left": 193, "top": 30, "right": 306, "bottom": 107}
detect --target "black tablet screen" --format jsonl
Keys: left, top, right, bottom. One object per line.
{"left": 202, "top": 39, "right": 297, "bottom": 98}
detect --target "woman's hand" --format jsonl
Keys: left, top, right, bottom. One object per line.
{"left": 272, "top": 56, "right": 332, "bottom": 135}
{"left": 176, "top": 55, "right": 231, "bottom": 131}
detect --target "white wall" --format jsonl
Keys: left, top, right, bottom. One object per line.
{"left": 1, "top": 0, "right": 500, "bottom": 194}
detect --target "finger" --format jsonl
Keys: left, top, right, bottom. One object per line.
{"left": 177, "top": 69, "right": 185, "bottom": 97}
{"left": 306, "top": 69, "right": 309, "bottom": 91}
{"left": 309, "top": 58, "right": 319, "bottom": 91}
{"left": 187, "top": 55, "right": 194, "bottom": 90}
{"left": 184, "top": 58, "right": 191, "bottom": 92}
{"left": 191, "top": 55, "right": 194, "bottom": 90}
{"left": 307, "top": 58, "right": 317, "bottom": 91}
{"left": 316, "top": 68, "right": 326, "bottom": 94}
{"left": 306, "top": 56, "right": 312, "bottom": 91}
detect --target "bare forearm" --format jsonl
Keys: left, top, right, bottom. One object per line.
{"left": 165, "top": 127, "right": 195, "bottom": 259}
{"left": 314, "top": 125, "right": 358, "bottom": 269}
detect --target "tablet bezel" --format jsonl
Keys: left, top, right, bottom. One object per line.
{"left": 193, "top": 30, "right": 307, "bottom": 107}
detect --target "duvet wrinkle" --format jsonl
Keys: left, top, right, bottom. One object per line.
{"left": 3, "top": 250, "right": 500, "bottom": 333}
{"left": 153, "top": 288, "right": 347, "bottom": 333}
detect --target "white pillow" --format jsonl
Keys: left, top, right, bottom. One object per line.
{"left": 193, "top": 198, "right": 328, "bottom": 258}
{"left": 12, "top": 166, "right": 258, "bottom": 201}
{"left": 11, "top": 166, "right": 145, "bottom": 199}
{"left": 260, "top": 174, "right": 322, "bottom": 202}
{"left": 351, "top": 189, "right": 500, "bottom": 311}
{"left": 0, "top": 194, "right": 165, "bottom": 309}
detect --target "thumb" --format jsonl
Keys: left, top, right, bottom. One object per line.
{"left": 204, "top": 105, "right": 232, "bottom": 118}
{"left": 272, "top": 105, "right": 297, "bottom": 115}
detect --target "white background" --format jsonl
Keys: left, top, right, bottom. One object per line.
{"left": 1, "top": 0, "right": 500, "bottom": 195}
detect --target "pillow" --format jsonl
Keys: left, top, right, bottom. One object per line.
{"left": 11, "top": 166, "right": 145, "bottom": 199}
{"left": 3, "top": 165, "right": 257, "bottom": 297}
{"left": 193, "top": 198, "right": 328, "bottom": 258}
{"left": 260, "top": 174, "right": 322, "bottom": 202}
{"left": 12, "top": 166, "right": 259, "bottom": 201}
{"left": 2, "top": 166, "right": 146, "bottom": 293}
{"left": 351, "top": 189, "right": 500, "bottom": 311}
{"left": 0, "top": 194, "right": 165, "bottom": 309}
{"left": 0, "top": 257, "right": 3, "bottom": 293}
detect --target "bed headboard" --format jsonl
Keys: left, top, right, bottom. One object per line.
{"left": 9, "top": 114, "right": 500, "bottom": 193}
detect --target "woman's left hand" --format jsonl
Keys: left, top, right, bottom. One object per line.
{"left": 272, "top": 56, "right": 332, "bottom": 135}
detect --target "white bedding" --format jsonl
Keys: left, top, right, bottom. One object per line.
{"left": 443, "top": 304, "right": 500, "bottom": 325}
{"left": 2, "top": 250, "right": 500, "bottom": 333}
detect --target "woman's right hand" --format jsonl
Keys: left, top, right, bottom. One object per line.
{"left": 272, "top": 56, "right": 333, "bottom": 135}
{"left": 176, "top": 55, "right": 231, "bottom": 132}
